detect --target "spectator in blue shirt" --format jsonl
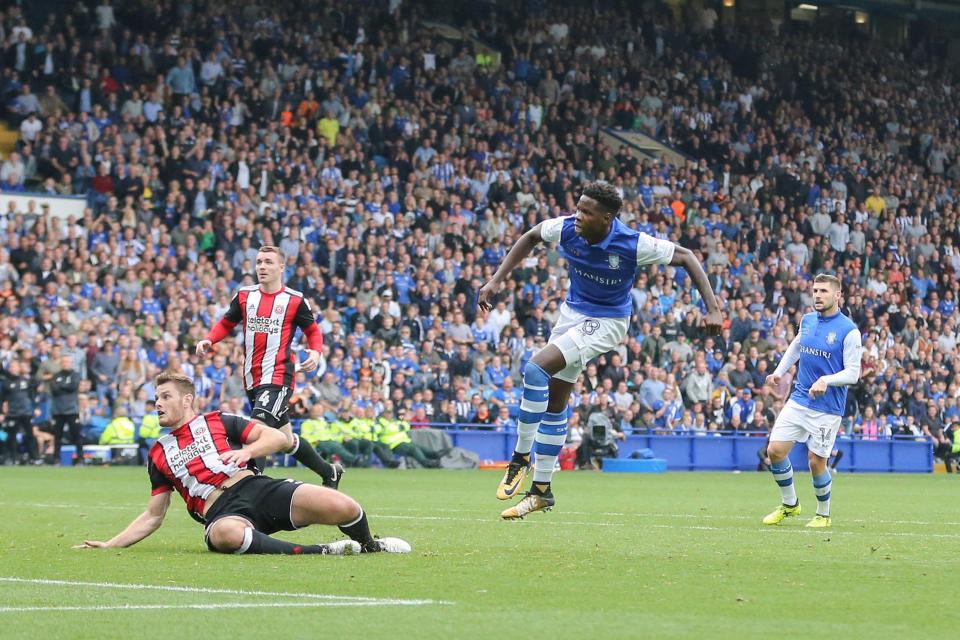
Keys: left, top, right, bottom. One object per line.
{"left": 166, "top": 57, "right": 196, "bottom": 96}
{"left": 484, "top": 356, "right": 511, "bottom": 389}
{"left": 489, "top": 376, "right": 522, "bottom": 420}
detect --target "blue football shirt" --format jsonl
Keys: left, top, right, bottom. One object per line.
{"left": 540, "top": 216, "right": 674, "bottom": 318}
{"left": 790, "top": 311, "right": 862, "bottom": 416}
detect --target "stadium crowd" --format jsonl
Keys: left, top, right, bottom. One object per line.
{"left": 0, "top": 0, "right": 958, "bottom": 468}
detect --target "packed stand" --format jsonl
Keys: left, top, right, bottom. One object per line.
{"left": 0, "top": 0, "right": 958, "bottom": 469}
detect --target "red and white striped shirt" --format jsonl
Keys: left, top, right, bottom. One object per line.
{"left": 147, "top": 412, "right": 255, "bottom": 523}
{"left": 206, "top": 285, "right": 322, "bottom": 390}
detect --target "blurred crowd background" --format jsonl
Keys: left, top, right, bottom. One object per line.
{"left": 1, "top": 0, "right": 958, "bottom": 465}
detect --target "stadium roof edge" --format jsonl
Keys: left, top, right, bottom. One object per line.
{"left": 802, "top": 0, "right": 960, "bottom": 20}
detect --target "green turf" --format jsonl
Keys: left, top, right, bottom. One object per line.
{"left": 0, "top": 467, "right": 956, "bottom": 639}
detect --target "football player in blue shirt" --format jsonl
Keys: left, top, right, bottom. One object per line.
{"left": 478, "top": 181, "right": 723, "bottom": 518}
{"left": 762, "top": 274, "right": 862, "bottom": 528}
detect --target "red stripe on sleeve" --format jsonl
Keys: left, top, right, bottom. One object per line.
{"left": 206, "top": 317, "right": 238, "bottom": 344}
{"left": 240, "top": 420, "right": 256, "bottom": 443}
{"left": 303, "top": 322, "right": 323, "bottom": 351}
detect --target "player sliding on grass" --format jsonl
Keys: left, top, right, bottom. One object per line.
{"left": 478, "top": 181, "right": 723, "bottom": 519}
{"left": 762, "top": 274, "right": 862, "bottom": 528}
{"left": 196, "top": 245, "right": 342, "bottom": 489}
{"left": 77, "top": 372, "right": 409, "bottom": 555}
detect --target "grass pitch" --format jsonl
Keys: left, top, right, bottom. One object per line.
{"left": 0, "top": 466, "right": 956, "bottom": 639}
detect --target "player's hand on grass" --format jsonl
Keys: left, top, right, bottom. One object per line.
{"left": 220, "top": 448, "right": 252, "bottom": 468}
{"left": 74, "top": 540, "right": 109, "bottom": 549}
{"left": 765, "top": 374, "right": 781, "bottom": 387}
{"left": 808, "top": 378, "right": 828, "bottom": 398}
{"left": 195, "top": 340, "right": 212, "bottom": 356}
{"left": 477, "top": 280, "right": 501, "bottom": 312}
{"left": 300, "top": 349, "right": 321, "bottom": 372}
{"left": 703, "top": 310, "right": 723, "bottom": 335}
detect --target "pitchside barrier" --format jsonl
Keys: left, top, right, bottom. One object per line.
{"left": 412, "top": 425, "right": 934, "bottom": 473}
{"left": 58, "top": 424, "right": 934, "bottom": 472}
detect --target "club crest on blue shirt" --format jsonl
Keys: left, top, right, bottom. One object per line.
{"left": 826, "top": 331, "right": 837, "bottom": 345}
{"left": 607, "top": 253, "right": 620, "bottom": 270}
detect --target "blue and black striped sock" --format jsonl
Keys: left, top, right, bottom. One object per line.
{"left": 812, "top": 471, "right": 832, "bottom": 516}
{"left": 770, "top": 459, "right": 798, "bottom": 506}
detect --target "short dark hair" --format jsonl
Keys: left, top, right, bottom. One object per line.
{"left": 155, "top": 371, "right": 195, "bottom": 397}
{"left": 813, "top": 273, "right": 841, "bottom": 290}
{"left": 582, "top": 181, "right": 623, "bottom": 215}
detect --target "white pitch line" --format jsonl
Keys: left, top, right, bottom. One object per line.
{"left": 7, "top": 501, "right": 960, "bottom": 531}
{"left": 375, "top": 505, "right": 960, "bottom": 527}
{"left": 375, "top": 514, "right": 960, "bottom": 539}
{"left": 0, "top": 501, "right": 138, "bottom": 511}
{"left": 0, "top": 602, "right": 430, "bottom": 613}
{"left": 0, "top": 577, "right": 451, "bottom": 606}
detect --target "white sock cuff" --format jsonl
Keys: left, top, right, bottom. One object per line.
{"left": 519, "top": 399, "right": 549, "bottom": 413}
{"left": 517, "top": 421, "right": 540, "bottom": 433}
{"left": 234, "top": 527, "right": 254, "bottom": 554}
{"left": 342, "top": 508, "right": 364, "bottom": 528}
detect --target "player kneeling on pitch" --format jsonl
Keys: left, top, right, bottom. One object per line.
{"left": 77, "top": 372, "right": 409, "bottom": 555}
{"left": 762, "top": 274, "right": 862, "bottom": 529}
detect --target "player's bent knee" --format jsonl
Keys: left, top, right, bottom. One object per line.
{"left": 522, "top": 360, "right": 551, "bottom": 388}
{"left": 331, "top": 492, "right": 363, "bottom": 525}
{"left": 207, "top": 518, "right": 248, "bottom": 553}
{"left": 808, "top": 450, "right": 828, "bottom": 469}
{"left": 530, "top": 344, "right": 568, "bottom": 377}
{"left": 324, "top": 491, "right": 361, "bottom": 524}
{"left": 767, "top": 442, "right": 791, "bottom": 461}
{"left": 291, "top": 485, "right": 360, "bottom": 526}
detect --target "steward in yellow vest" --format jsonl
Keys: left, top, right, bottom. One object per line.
{"left": 139, "top": 403, "right": 161, "bottom": 441}
{"left": 343, "top": 412, "right": 375, "bottom": 463}
{"left": 299, "top": 405, "right": 359, "bottom": 466}
{"left": 99, "top": 406, "right": 136, "bottom": 445}
{"left": 379, "top": 410, "right": 442, "bottom": 468}
{"left": 356, "top": 406, "right": 400, "bottom": 468}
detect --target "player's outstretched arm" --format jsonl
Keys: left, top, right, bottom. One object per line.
{"left": 77, "top": 491, "right": 171, "bottom": 549}
{"left": 477, "top": 225, "right": 545, "bottom": 311}
{"left": 767, "top": 335, "right": 802, "bottom": 387}
{"left": 669, "top": 245, "right": 723, "bottom": 333}
{"left": 197, "top": 294, "right": 243, "bottom": 355}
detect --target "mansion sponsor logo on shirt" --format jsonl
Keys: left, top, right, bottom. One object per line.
{"left": 572, "top": 267, "right": 627, "bottom": 287}
{"left": 800, "top": 345, "right": 832, "bottom": 359}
